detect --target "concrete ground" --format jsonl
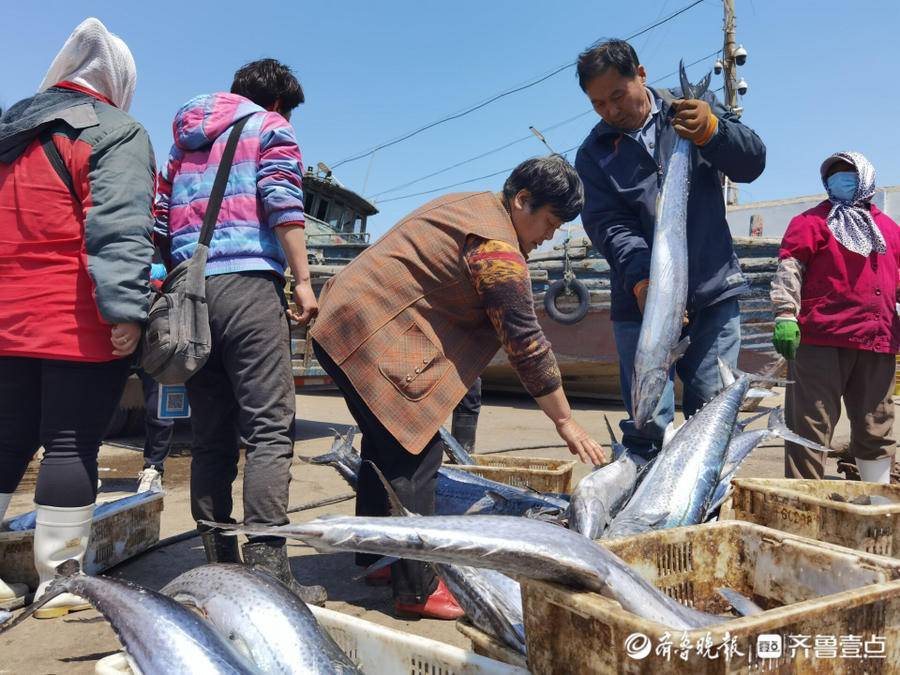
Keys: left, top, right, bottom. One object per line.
{"left": 0, "top": 388, "right": 863, "bottom": 674}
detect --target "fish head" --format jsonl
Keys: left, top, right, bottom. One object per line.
{"left": 632, "top": 367, "right": 668, "bottom": 429}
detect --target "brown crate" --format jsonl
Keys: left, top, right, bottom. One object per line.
{"left": 522, "top": 520, "right": 900, "bottom": 674}
{"left": 457, "top": 620, "right": 529, "bottom": 670}
{"left": 731, "top": 478, "right": 900, "bottom": 557}
{"left": 0, "top": 493, "right": 164, "bottom": 590}
{"left": 452, "top": 455, "right": 575, "bottom": 493}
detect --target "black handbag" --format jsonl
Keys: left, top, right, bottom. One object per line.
{"left": 140, "top": 116, "right": 250, "bottom": 384}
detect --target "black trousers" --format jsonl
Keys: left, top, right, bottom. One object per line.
{"left": 139, "top": 369, "right": 174, "bottom": 472}
{"left": 454, "top": 377, "right": 482, "bottom": 417}
{"left": 186, "top": 273, "right": 296, "bottom": 545}
{"left": 314, "top": 340, "right": 443, "bottom": 604}
{"left": 0, "top": 355, "right": 131, "bottom": 506}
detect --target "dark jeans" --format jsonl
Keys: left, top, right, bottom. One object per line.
{"left": 314, "top": 340, "right": 443, "bottom": 604}
{"left": 454, "top": 377, "right": 482, "bottom": 417}
{"left": 0, "top": 356, "right": 131, "bottom": 506}
{"left": 185, "top": 273, "right": 295, "bottom": 545}
{"left": 612, "top": 298, "right": 741, "bottom": 461}
{"left": 139, "top": 369, "right": 174, "bottom": 472}
{"left": 451, "top": 377, "right": 481, "bottom": 452}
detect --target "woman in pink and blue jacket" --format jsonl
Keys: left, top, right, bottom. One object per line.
{"left": 154, "top": 59, "right": 324, "bottom": 604}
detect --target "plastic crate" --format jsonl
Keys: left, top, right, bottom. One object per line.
{"left": 95, "top": 605, "right": 527, "bottom": 675}
{"left": 0, "top": 492, "right": 164, "bottom": 595}
{"left": 452, "top": 455, "right": 575, "bottom": 493}
{"left": 731, "top": 478, "right": 900, "bottom": 557}
{"left": 521, "top": 520, "right": 900, "bottom": 674}
{"left": 457, "top": 619, "right": 529, "bottom": 670}
{"left": 310, "top": 605, "right": 528, "bottom": 675}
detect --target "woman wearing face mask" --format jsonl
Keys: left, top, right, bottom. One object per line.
{"left": 770, "top": 152, "right": 900, "bottom": 482}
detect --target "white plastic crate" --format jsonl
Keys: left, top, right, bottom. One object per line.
{"left": 310, "top": 605, "right": 529, "bottom": 675}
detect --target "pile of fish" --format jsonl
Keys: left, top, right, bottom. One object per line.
{"left": 568, "top": 361, "right": 834, "bottom": 541}
{"left": 0, "top": 561, "right": 358, "bottom": 674}
{"left": 299, "top": 363, "right": 832, "bottom": 655}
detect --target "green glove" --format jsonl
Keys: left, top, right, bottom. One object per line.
{"left": 773, "top": 319, "right": 801, "bottom": 360}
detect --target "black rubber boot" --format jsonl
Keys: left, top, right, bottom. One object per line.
{"left": 200, "top": 530, "right": 241, "bottom": 563}
{"left": 242, "top": 540, "right": 327, "bottom": 606}
{"left": 450, "top": 413, "right": 478, "bottom": 455}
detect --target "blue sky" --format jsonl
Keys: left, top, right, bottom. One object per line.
{"left": 3, "top": 1, "right": 899, "bottom": 238}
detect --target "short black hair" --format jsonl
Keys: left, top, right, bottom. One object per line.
{"left": 503, "top": 155, "right": 584, "bottom": 222}
{"left": 576, "top": 39, "right": 640, "bottom": 91}
{"left": 231, "top": 58, "right": 304, "bottom": 112}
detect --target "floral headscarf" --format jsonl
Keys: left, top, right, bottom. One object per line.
{"left": 819, "top": 151, "right": 886, "bottom": 257}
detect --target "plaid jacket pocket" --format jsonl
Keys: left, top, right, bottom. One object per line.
{"left": 378, "top": 322, "right": 449, "bottom": 401}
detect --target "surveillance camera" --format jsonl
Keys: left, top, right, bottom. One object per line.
{"left": 733, "top": 44, "right": 748, "bottom": 66}
{"left": 714, "top": 59, "right": 723, "bottom": 75}
{"left": 737, "top": 79, "right": 749, "bottom": 95}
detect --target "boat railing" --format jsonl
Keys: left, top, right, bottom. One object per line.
{"left": 306, "top": 231, "right": 371, "bottom": 246}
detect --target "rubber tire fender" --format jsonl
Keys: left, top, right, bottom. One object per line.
{"left": 543, "top": 278, "right": 590, "bottom": 325}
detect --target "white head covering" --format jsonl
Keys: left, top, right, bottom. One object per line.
{"left": 819, "top": 150, "right": 886, "bottom": 257}
{"left": 38, "top": 18, "right": 136, "bottom": 111}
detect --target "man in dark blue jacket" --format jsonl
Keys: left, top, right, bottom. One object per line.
{"left": 574, "top": 39, "right": 765, "bottom": 459}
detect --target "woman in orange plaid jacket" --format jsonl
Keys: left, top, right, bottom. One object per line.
{"left": 311, "top": 156, "right": 606, "bottom": 619}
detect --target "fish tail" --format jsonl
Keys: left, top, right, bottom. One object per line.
{"left": 678, "top": 59, "right": 712, "bottom": 99}
{"left": 767, "top": 409, "right": 835, "bottom": 454}
{"left": 718, "top": 357, "right": 790, "bottom": 388}
{"left": 364, "top": 460, "right": 413, "bottom": 517}
{"left": 299, "top": 427, "right": 357, "bottom": 466}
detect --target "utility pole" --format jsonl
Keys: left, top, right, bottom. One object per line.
{"left": 722, "top": 0, "right": 738, "bottom": 113}
{"left": 721, "top": 0, "right": 740, "bottom": 205}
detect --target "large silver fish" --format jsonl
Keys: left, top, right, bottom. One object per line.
{"left": 304, "top": 430, "right": 569, "bottom": 518}
{"left": 438, "top": 564, "right": 526, "bottom": 655}
{"left": 161, "top": 564, "right": 358, "bottom": 674}
{"left": 631, "top": 61, "right": 711, "bottom": 429}
{"left": 608, "top": 375, "right": 748, "bottom": 538}
{"left": 0, "top": 561, "right": 256, "bottom": 674}
{"left": 204, "top": 515, "right": 721, "bottom": 631}
{"left": 568, "top": 418, "right": 639, "bottom": 539}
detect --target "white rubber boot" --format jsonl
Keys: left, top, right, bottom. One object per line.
{"left": 855, "top": 457, "right": 892, "bottom": 484}
{"left": 0, "top": 494, "right": 29, "bottom": 603}
{"left": 32, "top": 503, "right": 94, "bottom": 618}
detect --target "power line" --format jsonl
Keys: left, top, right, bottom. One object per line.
{"left": 371, "top": 110, "right": 594, "bottom": 198}
{"left": 371, "top": 49, "right": 721, "bottom": 201}
{"left": 376, "top": 143, "right": 581, "bottom": 204}
{"left": 330, "top": 0, "right": 707, "bottom": 169}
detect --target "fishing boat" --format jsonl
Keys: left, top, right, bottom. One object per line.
{"left": 481, "top": 229, "right": 779, "bottom": 401}
{"left": 289, "top": 167, "right": 377, "bottom": 389}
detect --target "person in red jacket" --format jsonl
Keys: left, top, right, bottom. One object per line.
{"left": 0, "top": 18, "right": 155, "bottom": 615}
{"left": 770, "top": 151, "right": 900, "bottom": 482}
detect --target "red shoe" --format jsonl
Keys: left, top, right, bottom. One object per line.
{"left": 364, "top": 566, "right": 392, "bottom": 587}
{"left": 394, "top": 580, "right": 464, "bottom": 620}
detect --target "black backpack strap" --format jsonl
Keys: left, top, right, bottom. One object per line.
{"left": 40, "top": 129, "right": 80, "bottom": 204}
{"left": 197, "top": 115, "right": 251, "bottom": 248}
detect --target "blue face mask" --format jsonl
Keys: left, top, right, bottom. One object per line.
{"left": 826, "top": 171, "right": 858, "bottom": 202}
